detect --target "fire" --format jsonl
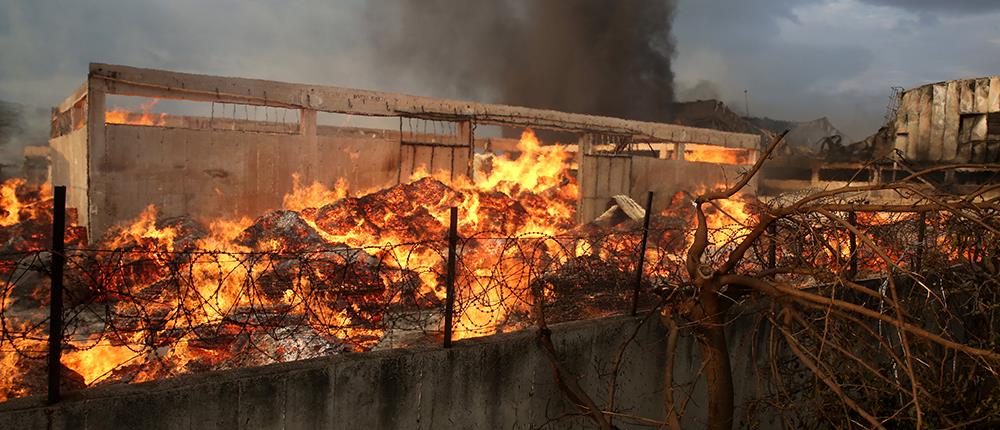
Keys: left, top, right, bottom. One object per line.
{"left": 704, "top": 197, "right": 754, "bottom": 245}
{"left": 0, "top": 179, "right": 24, "bottom": 227}
{"left": 63, "top": 340, "right": 139, "bottom": 385}
{"left": 684, "top": 144, "right": 752, "bottom": 165}
{"left": 0, "top": 337, "right": 44, "bottom": 403}
{"left": 0, "top": 127, "right": 788, "bottom": 401}
{"left": 0, "top": 127, "right": 985, "bottom": 403}
{"left": 283, "top": 174, "right": 350, "bottom": 212}
{"left": 413, "top": 130, "right": 579, "bottom": 336}
{"left": 105, "top": 205, "right": 177, "bottom": 251}
{"left": 106, "top": 99, "right": 167, "bottom": 126}
{"left": 0, "top": 350, "right": 22, "bottom": 402}
{"left": 0, "top": 179, "right": 52, "bottom": 228}
{"left": 478, "top": 130, "right": 571, "bottom": 194}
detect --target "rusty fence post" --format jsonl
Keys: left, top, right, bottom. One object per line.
{"left": 631, "top": 192, "right": 654, "bottom": 316}
{"left": 915, "top": 211, "right": 927, "bottom": 273}
{"left": 48, "top": 186, "right": 66, "bottom": 404}
{"left": 767, "top": 222, "right": 777, "bottom": 271}
{"left": 847, "top": 211, "right": 858, "bottom": 280}
{"left": 443, "top": 207, "right": 458, "bottom": 348}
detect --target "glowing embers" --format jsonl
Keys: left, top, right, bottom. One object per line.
{"left": 0, "top": 179, "right": 86, "bottom": 251}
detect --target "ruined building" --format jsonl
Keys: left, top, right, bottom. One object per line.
{"left": 892, "top": 76, "right": 1000, "bottom": 164}
{"left": 48, "top": 63, "right": 758, "bottom": 237}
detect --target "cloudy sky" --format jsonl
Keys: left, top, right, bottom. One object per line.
{"left": 2, "top": 0, "right": 999, "bottom": 140}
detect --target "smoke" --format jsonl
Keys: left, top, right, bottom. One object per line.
{"left": 366, "top": 0, "right": 677, "bottom": 122}
{"left": 0, "top": 101, "right": 47, "bottom": 177}
{"left": 676, "top": 80, "right": 723, "bottom": 102}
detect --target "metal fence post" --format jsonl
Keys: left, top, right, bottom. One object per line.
{"left": 631, "top": 192, "right": 654, "bottom": 316}
{"left": 48, "top": 186, "right": 66, "bottom": 404}
{"left": 443, "top": 207, "right": 458, "bottom": 348}
{"left": 915, "top": 211, "right": 927, "bottom": 273}
{"left": 847, "top": 211, "right": 858, "bottom": 280}
{"left": 767, "top": 222, "right": 777, "bottom": 271}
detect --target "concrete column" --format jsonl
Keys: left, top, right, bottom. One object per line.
{"left": 84, "top": 78, "right": 106, "bottom": 234}
{"left": 300, "top": 109, "right": 318, "bottom": 181}
{"left": 576, "top": 134, "right": 593, "bottom": 224}
{"left": 458, "top": 120, "right": 473, "bottom": 180}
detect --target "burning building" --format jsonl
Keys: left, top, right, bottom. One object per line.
{"left": 0, "top": 63, "right": 761, "bottom": 403}
{"left": 1, "top": 64, "right": 997, "bottom": 430}
{"left": 48, "top": 63, "right": 758, "bottom": 237}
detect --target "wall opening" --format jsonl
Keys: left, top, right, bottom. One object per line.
{"left": 105, "top": 95, "right": 301, "bottom": 134}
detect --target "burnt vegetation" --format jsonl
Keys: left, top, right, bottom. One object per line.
{"left": 532, "top": 135, "right": 1000, "bottom": 429}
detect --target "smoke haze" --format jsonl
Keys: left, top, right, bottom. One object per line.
{"left": 366, "top": 0, "right": 677, "bottom": 122}
{"left": 2, "top": 0, "right": 1000, "bottom": 156}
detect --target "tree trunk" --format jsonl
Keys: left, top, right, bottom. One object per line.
{"left": 694, "top": 288, "right": 734, "bottom": 430}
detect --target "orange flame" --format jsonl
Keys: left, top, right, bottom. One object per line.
{"left": 684, "top": 144, "right": 752, "bottom": 165}
{"left": 106, "top": 205, "right": 178, "bottom": 251}
{"left": 0, "top": 178, "right": 51, "bottom": 228}
{"left": 0, "top": 179, "right": 25, "bottom": 227}
{"left": 283, "top": 174, "right": 350, "bottom": 212}
{"left": 106, "top": 99, "right": 167, "bottom": 126}
{"left": 0, "top": 128, "right": 784, "bottom": 399}
{"left": 63, "top": 340, "right": 139, "bottom": 385}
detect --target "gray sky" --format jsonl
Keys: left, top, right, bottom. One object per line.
{"left": 2, "top": 0, "right": 999, "bottom": 140}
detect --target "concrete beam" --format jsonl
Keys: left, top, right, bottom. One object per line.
{"left": 89, "top": 63, "right": 759, "bottom": 149}
{"left": 56, "top": 81, "right": 88, "bottom": 114}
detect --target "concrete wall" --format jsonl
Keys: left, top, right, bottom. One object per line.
{"left": 49, "top": 127, "right": 88, "bottom": 228}
{"left": 50, "top": 65, "right": 760, "bottom": 237}
{"left": 578, "top": 154, "right": 632, "bottom": 221}
{"left": 629, "top": 158, "right": 754, "bottom": 212}
{"left": 86, "top": 124, "right": 403, "bottom": 236}
{"left": 55, "top": 120, "right": 477, "bottom": 237}
{"left": 0, "top": 314, "right": 781, "bottom": 430}
{"left": 84, "top": 120, "right": 755, "bottom": 234}
{"left": 578, "top": 152, "right": 756, "bottom": 222}
{"left": 398, "top": 142, "right": 471, "bottom": 182}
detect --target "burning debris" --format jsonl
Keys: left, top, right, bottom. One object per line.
{"left": 593, "top": 194, "right": 648, "bottom": 225}
{"left": 2, "top": 122, "right": 986, "bottom": 416}
{"left": 0, "top": 127, "right": 781, "bottom": 402}
{"left": 0, "top": 179, "right": 86, "bottom": 251}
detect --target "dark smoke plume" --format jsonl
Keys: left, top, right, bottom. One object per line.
{"left": 367, "top": 0, "right": 677, "bottom": 122}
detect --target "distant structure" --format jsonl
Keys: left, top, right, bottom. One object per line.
{"left": 893, "top": 77, "right": 1000, "bottom": 163}
{"left": 21, "top": 146, "right": 49, "bottom": 185}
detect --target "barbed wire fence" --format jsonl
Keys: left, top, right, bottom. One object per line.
{"left": 0, "top": 186, "right": 977, "bottom": 408}
{"left": 1, "top": 189, "right": 684, "bottom": 403}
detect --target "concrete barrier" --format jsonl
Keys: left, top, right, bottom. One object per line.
{"left": 0, "top": 313, "right": 779, "bottom": 429}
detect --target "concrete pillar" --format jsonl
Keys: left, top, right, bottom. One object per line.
{"left": 576, "top": 134, "right": 593, "bottom": 224}
{"left": 458, "top": 120, "right": 473, "bottom": 180}
{"left": 300, "top": 109, "right": 318, "bottom": 181}
{"left": 84, "top": 79, "right": 106, "bottom": 234}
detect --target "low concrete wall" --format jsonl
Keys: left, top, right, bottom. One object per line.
{"left": 0, "top": 314, "right": 777, "bottom": 429}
